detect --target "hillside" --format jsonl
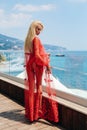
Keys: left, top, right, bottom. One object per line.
{"left": 0, "top": 34, "right": 23, "bottom": 50}
{"left": 0, "top": 34, "right": 67, "bottom": 54}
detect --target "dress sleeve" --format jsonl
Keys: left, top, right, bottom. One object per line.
{"left": 33, "top": 37, "right": 49, "bottom": 66}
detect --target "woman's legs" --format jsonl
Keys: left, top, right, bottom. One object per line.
{"left": 35, "top": 66, "right": 43, "bottom": 117}
{"left": 26, "top": 64, "right": 43, "bottom": 121}
{"left": 27, "top": 67, "right": 35, "bottom": 122}
{"left": 34, "top": 85, "right": 42, "bottom": 120}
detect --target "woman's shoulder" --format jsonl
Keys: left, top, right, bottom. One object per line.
{"left": 33, "top": 36, "right": 40, "bottom": 42}
{"left": 33, "top": 37, "right": 41, "bottom": 46}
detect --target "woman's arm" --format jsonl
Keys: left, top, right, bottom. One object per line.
{"left": 33, "top": 37, "right": 49, "bottom": 66}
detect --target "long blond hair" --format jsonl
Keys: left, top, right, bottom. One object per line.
{"left": 24, "top": 20, "right": 44, "bottom": 52}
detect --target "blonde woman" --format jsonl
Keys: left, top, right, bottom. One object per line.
{"left": 24, "top": 20, "right": 59, "bottom": 123}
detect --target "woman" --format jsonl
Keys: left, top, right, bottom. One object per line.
{"left": 24, "top": 20, "right": 59, "bottom": 123}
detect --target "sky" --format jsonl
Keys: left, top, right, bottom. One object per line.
{"left": 0, "top": 0, "right": 87, "bottom": 50}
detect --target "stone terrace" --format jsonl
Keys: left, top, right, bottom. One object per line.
{"left": 0, "top": 94, "right": 64, "bottom": 130}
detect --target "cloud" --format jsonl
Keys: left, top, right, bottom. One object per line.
{"left": 13, "top": 4, "right": 56, "bottom": 12}
{"left": 8, "top": 13, "right": 32, "bottom": 27}
{"left": 0, "top": 9, "right": 4, "bottom": 14}
{"left": 0, "top": 8, "right": 32, "bottom": 28}
{"left": 0, "top": 4, "right": 56, "bottom": 29}
{"left": 0, "top": 9, "right": 4, "bottom": 18}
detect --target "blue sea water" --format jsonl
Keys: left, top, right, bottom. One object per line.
{"left": 51, "top": 51, "right": 87, "bottom": 90}
{"left": 0, "top": 50, "right": 87, "bottom": 91}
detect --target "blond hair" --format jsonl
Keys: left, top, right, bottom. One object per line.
{"left": 24, "top": 20, "right": 44, "bottom": 52}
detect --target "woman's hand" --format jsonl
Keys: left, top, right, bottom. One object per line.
{"left": 46, "top": 65, "right": 52, "bottom": 74}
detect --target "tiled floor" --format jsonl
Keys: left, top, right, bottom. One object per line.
{"left": 0, "top": 94, "right": 64, "bottom": 130}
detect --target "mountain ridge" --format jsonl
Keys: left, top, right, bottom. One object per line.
{"left": 0, "top": 34, "right": 67, "bottom": 53}
{"left": 0, "top": 34, "right": 23, "bottom": 50}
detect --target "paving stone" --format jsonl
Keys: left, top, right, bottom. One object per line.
{"left": 0, "top": 94, "right": 64, "bottom": 130}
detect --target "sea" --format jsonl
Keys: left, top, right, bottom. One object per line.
{"left": 0, "top": 50, "right": 87, "bottom": 92}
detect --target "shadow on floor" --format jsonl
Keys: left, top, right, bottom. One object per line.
{"left": 0, "top": 109, "right": 57, "bottom": 126}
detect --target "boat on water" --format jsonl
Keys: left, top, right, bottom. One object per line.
{"left": 55, "top": 54, "right": 65, "bottom": 57}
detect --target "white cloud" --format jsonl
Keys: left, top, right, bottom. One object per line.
{"left": 0, "top": 9, "right": 4, "bottom": 18}
{"left": 0, "top": 9, "right": 4, "bottom": 14}
{"left": 0, "top": 13, "right": 32, "bottom": 28}
{"left": 0, "top": 10, "right": 32, "bottom": 28}
{"left": 0, "top": 4, "right": 55, "bottom": 29}
{"left": 13, "top": 4, "right": 56, "bottom": 12}
{"left": 10, "top": 13, "right": 32, "bottom": 26}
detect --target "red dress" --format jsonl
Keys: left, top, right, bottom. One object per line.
{"left": 24, "top": 37, "right": 59, "bottom": 122}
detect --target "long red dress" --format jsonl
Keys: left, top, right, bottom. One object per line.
{"left": 24, "top": 36, "right": 59, "bottom": 122}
